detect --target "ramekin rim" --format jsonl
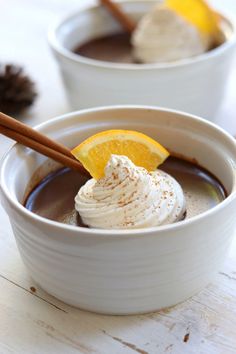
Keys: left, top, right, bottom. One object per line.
{"left": 47, "top": 0, "right": 236, "bottom": 71}
{"left": 1, "top": 105, "right": 236, "bottom": 237}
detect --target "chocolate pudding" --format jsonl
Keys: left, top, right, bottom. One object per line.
{"left": 24, "top": 156, "right": 226, "bottom": 227}
{"left": 74, "top": 32, "right": 134, "bottom": 63}
{"left": 74, "top": 32, "right": 222, "bottom": 64}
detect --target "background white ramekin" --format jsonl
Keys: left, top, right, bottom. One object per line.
{"left": 48, "top": 1, "right": 236, "bottom": 120}
{"left": 1, "top": 106, "right": 236, "bottom": 315}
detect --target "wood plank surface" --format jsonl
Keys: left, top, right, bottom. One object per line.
{"left": 0, "top": 0, "right": 236, "bottom": 353}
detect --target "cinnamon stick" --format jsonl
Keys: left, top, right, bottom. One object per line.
{"left": 100, "top": 0, "right": 136, "bottom": 33}
{"left": 0, "top": 112, "right": 72, "bottom": 158}
{"left": 0, "top": 112, "right": 89, "bottom": 176}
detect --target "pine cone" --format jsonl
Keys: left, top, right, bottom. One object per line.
{"left": 0, "top": 64, "right": 37, "bottom": 115}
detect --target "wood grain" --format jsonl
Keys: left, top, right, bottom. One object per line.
{"left": 0, "top": 0, "right": 236, "bottom": 353}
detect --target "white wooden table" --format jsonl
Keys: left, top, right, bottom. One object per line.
{"left": 1, "top": 1, "right": 236, "bottom": 353}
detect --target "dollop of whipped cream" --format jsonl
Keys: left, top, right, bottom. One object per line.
{"left": 131, "top": 4, "right": 212, "bottom": 63}
{"left": 75, "top": 155, "right": 186, "bottom": 229}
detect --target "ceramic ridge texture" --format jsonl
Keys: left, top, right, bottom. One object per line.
{"left": 1, "top": 106, "right": 236, "bottom": 314}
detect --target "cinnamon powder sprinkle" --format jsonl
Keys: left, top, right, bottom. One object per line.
{"left": 30, "top": 286, "right": 36, "bottom": 293}
{"left": 183, "top": 333, "right": 190, "bottom": 343}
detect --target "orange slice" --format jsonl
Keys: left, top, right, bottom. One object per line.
{"left": 165, "top": 0, "right": 220, "bottom": 37}
{"left": 71, "top": 130, "right": 169, "bottom": 179}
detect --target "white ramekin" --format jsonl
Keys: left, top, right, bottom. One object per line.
{"left": 48, "top": 1, "right": 236, "bottom": 120}
{"left": 1, "top": 106, "right": 236, "bottom": 315}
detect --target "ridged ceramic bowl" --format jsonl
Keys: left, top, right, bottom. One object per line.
{"left": 1, "top": 106, "right": 236, "bottom": 315}
{"left": 48, "top": 1, "right": 236, "bottom": 120}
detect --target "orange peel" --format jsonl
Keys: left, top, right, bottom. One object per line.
{"left": 71, "top": 130, "right": 169, "bottom": 179}
{"left": 165, "top": 0, "right": 221, "bottom": 38}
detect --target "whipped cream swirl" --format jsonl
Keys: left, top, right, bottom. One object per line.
{"left": 131, "top": 4, "right": 212, "bottom": 63}
{"left": 75, "top": 155, "right": 186, "bottom": 229}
